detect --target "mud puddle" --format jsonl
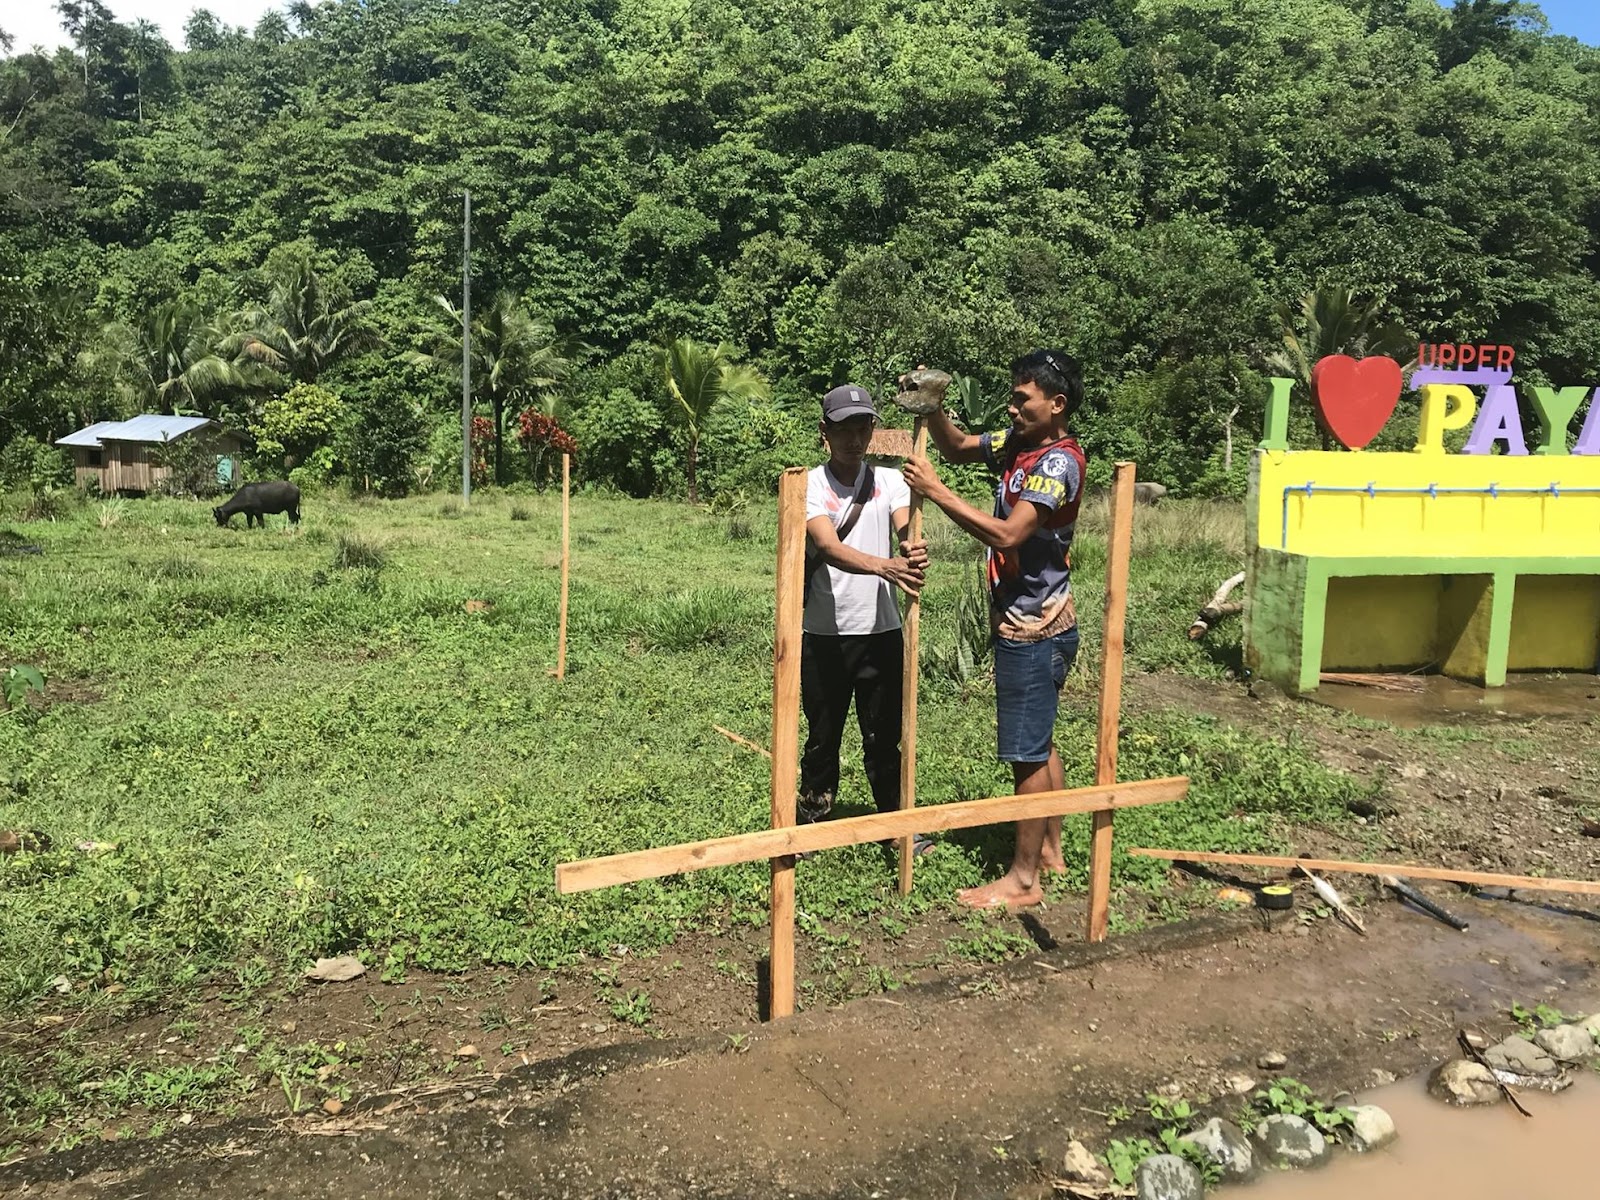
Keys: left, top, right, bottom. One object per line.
{"left": 1313, "top": 673, "right": 1599, "bottom": 728}
{"left": 1253, "top": 1075, "right": 1598, "bottom": 1199}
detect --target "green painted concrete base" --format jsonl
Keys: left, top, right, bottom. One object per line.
{"left": 1243, "top": 551, "right": 1600, "bottom": 695}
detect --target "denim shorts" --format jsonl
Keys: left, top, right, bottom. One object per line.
{"left": 993, "top": 627, "right": 1081, "bottom": 763}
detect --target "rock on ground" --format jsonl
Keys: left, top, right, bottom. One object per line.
{"left": 1534, "top": 1024, "right": 1595, "bottom": 1063}
{"left": 1061, "top": 1140, "right": 1108, "bottom": 1187}
{"left": 1252, "top": 1113, "right": 1330, "bottom": 1170}
{"left": 1428, "top": 1059, "right": 1503, "bottom": 1106}
{"left": 1180, "top": 1117, "right": 1256, "bottom": 1182}
{"left": 1347, "top": 1104, "right": 1397, "bottom": 1153}
{"left": 1134, "top": 1153, "right": 1204, "bottom": 1200}
{"left": 1485, "top": 1036, "right": 1559, "bottom": 1077}
{"left": 1257, "top": 1050, "right": 1288, "bottom": 1070}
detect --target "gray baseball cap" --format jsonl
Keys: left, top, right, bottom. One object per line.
{"left": 822, "top": 383, "right": 878, "bottom": 422}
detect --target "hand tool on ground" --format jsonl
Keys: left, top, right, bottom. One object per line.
{"left": 1380, "top": 873, "right": 1469, "bottom": 931}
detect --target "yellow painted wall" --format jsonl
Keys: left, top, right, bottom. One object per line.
{"left": 1255, "top": 451, "right": 1600, "bottom": 556}
{"left": 1507, "top": 576, "right": 1600, "bottom": 671}
{"left": 1323, "top": 576, "right": 1441, "bottom": 670}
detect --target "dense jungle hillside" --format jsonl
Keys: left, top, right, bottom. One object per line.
{"left": 2, "top": 0, "right": 1597, "bottom": 497}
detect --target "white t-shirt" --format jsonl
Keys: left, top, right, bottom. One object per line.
{"left": 803, "top": 463, "right": 911, "bottom": 636}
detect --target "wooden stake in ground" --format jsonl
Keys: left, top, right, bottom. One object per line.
{"left": 1086, "top": 462, "right": 1136, "bottom": 943}
{"left": 768, "top": 467, "right": 807, "bottom": 1019}
{"left": 896, "top": 416, "right": 930, "bottom": 895}
{"left": 1128, "top": 848, "right": 1600, "bottom": 897}
{"left": 555, "top": 452, "right": 571, "bottom": 680}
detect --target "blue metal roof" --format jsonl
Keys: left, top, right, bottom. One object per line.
{"left": 55, "top": 421, "right": 124, "bottom": 449}
{"left": 56, "top": 415, "right": 217, "bottom": 448}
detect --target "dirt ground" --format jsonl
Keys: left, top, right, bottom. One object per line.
{"left": 4, "top": 672, "right": 1598, "bottom": 1195}
{"left": 7, "top": 890, "right": 1600, "bottom": 1199}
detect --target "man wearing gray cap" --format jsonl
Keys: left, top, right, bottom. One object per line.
{"left": 800, "top": 384, "right": 929, "bottom": 843}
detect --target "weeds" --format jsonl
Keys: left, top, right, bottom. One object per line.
{"left": 509, "top": 504, "right": 531, "bottom": 522}
{"left": 331, "top": 533, "right": 388, "bottom": 572}
{"left": 1511, "top": 1001, "right": 1571, "bottom": 1035}
{"left": 1249, "top": 1077, "right": 1352, "bottom": 1138}
{"left": 96, "top": 499, "right": 128, "bottom": 530}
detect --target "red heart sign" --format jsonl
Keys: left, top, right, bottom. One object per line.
{"left": 1310, "top": 355, "right": 1403, "bottom": 450}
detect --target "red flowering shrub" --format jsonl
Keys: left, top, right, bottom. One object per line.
{"left": 515, "top": 408, "right": 577, "bottom": 486}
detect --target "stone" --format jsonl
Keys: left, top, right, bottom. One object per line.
{"left": 1484, "top": 1036, "right": 1559, "bottom": 1077}
{"left": 1428, "top": 1059, "right": 1503, "bottom": 1106}
{"left": 1368, "top": 1068, "right": 1397, "bottom": 1088}
{"left": 1347, "top": 1104, "right": 1397, "bottom": 1153}
{"left": 1180, "top": 1117, "right": 1256, "bottom": 1183}
{"left": 1134, "top": 1153, "right": 1203, "bottom": 1200}
{"left": 1223, "top": 1073, "right": 1257, "bottom": 1095}
{"left": 1534, "top": 1024, "right": 1596, "bottom": 1063}
{"left": 1251, "top": 1114, "right": 1330, "bottom": 1170}
{"left": 1258, "top": 1050, "right": 1288, "bottom": 1071}
{"left": 1061, "top": 1140, "right": 1108, "bottom": 1187}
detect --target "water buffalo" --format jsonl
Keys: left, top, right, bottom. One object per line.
{"left": 214, "top": 481, "right": 301, "bottom": 529}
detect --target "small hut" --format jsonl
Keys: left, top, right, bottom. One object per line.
{"left": 56, "top": 416, "right": 244, "bottom": 495}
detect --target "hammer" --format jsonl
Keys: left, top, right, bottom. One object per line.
{"left": 888, "top": 367, "right": 951, "bottom": 893}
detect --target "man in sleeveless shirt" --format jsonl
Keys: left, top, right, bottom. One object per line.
{"left": 801, "top": 384, "right": 929, "bottom": 835}
{"left": 901, "top": 350, "right": 1089, "bottom": 910}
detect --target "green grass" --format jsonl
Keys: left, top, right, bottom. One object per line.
{"left": 0, "top": 487, "right": 1357, "bottom": 1016}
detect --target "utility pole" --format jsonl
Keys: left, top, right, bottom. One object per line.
{"left": 461, "top": 189, "right": 472, "bottom": 506}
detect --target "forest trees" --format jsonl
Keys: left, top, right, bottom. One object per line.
{"left": 1, "top": 0, "right": 1597, "bottom": 498}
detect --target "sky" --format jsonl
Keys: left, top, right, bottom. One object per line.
{"left": 4, "top": 0, "right": 1599, "bottom": 55}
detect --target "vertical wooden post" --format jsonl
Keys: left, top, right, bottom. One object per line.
{"left": 555, "top": 452, "right": 570, "bottom": 680}
{"left": 896, "top": 417, "right": 930, "bottom": 894}
{"left": 769, "top": 467, "right": 807, "bottom": 1019}
{"left": 1086, "top": 462, "right": 1136, "bottom": 943}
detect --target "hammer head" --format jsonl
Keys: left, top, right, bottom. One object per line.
{"left": 893, "top": 368, "right": 951, "bottom": 416}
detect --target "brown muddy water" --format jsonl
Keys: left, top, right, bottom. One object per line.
{"left": 1251, "top": 1075, "right": 1599, "bottom": 1199}
{"left": 1314, "top": 673, "right": 1599, "bottom": 728}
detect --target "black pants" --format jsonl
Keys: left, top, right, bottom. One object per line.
{"left": 799, "top": 630, "right": 903, "bottom": 819}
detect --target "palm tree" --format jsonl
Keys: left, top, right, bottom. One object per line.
{"left": 408, "top": 291, "right": 574, "bottom": 485}
{"left": 660, "top": 337, "right": 770, "bottom": 504}
{"left": 83, "top": 300, "right": 240, "bottom": 415}
{"left": 1267, "top": 288, "right": 1413, "bottom": 450}
{"left": 232, "top": 251, "right": 382, "bottom": 386}
{"left": 1267, "top": 287, "right": 1413, "bottom": 393}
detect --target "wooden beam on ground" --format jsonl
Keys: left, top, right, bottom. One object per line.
{"left": 556, "top": 776, "right": 1189, "bottom": 895}
{"left": 555, "top": 452, "right": 571, "bottom": 680}
{"left": 1086, "top": 462, "right": 1136, "bottom": 943}
{"left": 1128, "top": 848, "right": 1600, "bottom": 897}
{"left": 897, "top": 416, "right": 931, "bottom": 896}
{"left": 768, "top": 467, "right": 807, "bottom": 1019}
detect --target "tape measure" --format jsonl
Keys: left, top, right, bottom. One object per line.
{"left": 1256, "top": 884, "right": 1295, "bottom": 911}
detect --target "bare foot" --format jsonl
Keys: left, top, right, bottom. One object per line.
{"left": 1039, "top": 853, "right": 1069, "bottom": 876}
{"left": 956, "top": 875, "right": 1044, "bottom": 912}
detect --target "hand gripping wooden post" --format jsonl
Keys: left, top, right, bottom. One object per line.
{"left": 768, "top": 467, "right": 807, "bottom": 1019}
{"left": 555, "top": 452, "right": 571, "bottom": 680}
{"left": 896, "top": 415, "right": 929, "bottom": 894}
{"left": 1086, "top": 462, "right": 1136, "bottom": 943}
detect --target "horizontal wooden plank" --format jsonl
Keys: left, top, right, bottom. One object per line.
{"left": 867, "top": 428, "right": 914, "bottom": 458}
{"left": 556, "top": 776, "right": 1188, "bottom": 894}
{"left": 1128, "top": 848, "right": 1600, "bottom": 897}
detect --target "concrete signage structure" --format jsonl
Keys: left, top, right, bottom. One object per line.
{"left": 1244, "top": 353, "right": 1600, "bottom": 694}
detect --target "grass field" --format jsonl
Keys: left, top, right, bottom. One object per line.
{"left": 0, "top": 484, "right": 1370, "bottom": 1143}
